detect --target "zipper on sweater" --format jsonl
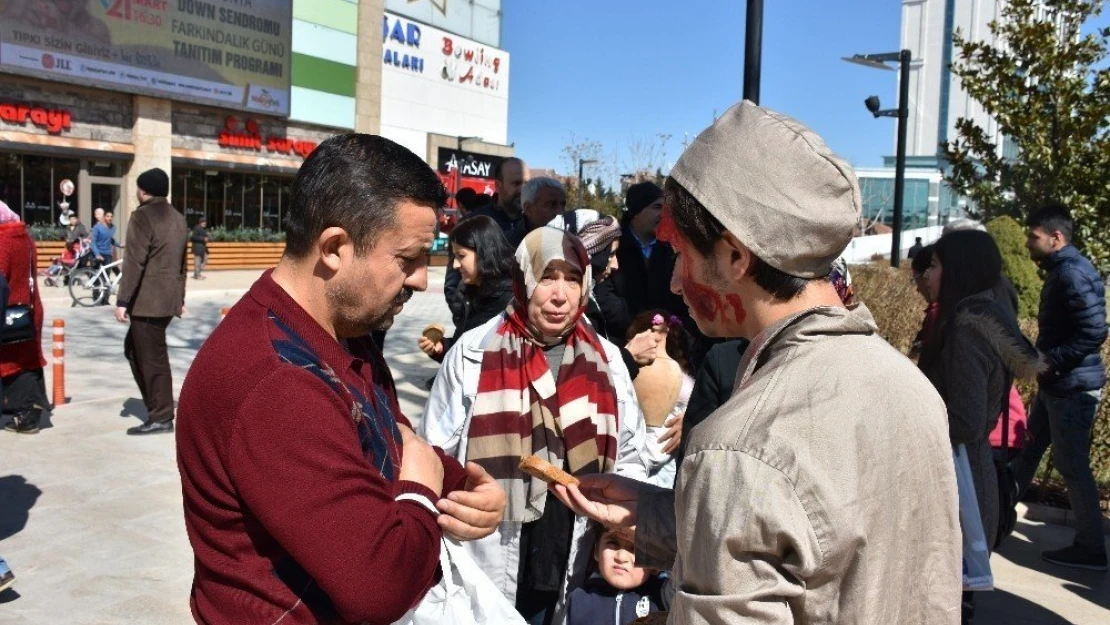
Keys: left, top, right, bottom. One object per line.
{"left": 614, "top": 592, "right": 623, "bottom": 625}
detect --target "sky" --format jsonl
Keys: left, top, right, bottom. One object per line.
{"left": 501, "top": 0, "right": 927, "bottom": 177}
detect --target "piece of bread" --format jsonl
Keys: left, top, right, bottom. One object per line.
{"left": 630, "top": 613, "right": 668, "bottom": 625}
{"left": 519, "top": 455, "right": 579, "bottom": 486}
{"left": 422, "top": 323, "right": 446, "bottom": 344}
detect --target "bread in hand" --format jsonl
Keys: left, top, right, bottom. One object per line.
{"left": 422, "top": 323, "right": 446, "bottom": 344}
{"left": 518, "top": 455, "right": 579, "bottom": 486}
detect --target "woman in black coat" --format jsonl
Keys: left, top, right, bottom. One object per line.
{"left": 418, "top": 215, "right": 514, "bottom": 361}
{"left": 916, "top": 230, "right": 1043, "bottom": 624}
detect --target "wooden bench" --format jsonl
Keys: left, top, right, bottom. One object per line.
{"left": 36, "top": 242, "right": 450, "bottom": 271}
{"left": 188, "top": 242, "right": 285, "bottom": 271}
{"left": 34, "top": 241, "right": 287, "bottom": 272}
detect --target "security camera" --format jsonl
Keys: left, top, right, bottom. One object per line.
{"left": 865, "top": 96, "right": 882, "bottom": 117}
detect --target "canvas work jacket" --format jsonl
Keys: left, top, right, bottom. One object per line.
{"left": 635, "top": 306, "right": 962, "bottom": 625}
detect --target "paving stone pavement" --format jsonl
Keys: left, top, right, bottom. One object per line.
{"left": 1, "top": 268, "right": 1108, "bottom": 624}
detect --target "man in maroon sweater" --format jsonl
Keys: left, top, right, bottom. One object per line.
{"left": 176, "top": 134, "right": 507, "bottom": 625}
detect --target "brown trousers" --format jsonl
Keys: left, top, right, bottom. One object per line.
{"left": 124, "top": 316, "right": 174, "bottom": 423}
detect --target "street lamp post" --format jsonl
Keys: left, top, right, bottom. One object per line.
{"left": 577, "top": 158, "right": 598, "bottom": 209}
{"left": 843, "top": 49, "right": 912, "bottom": 267}
{"left": 744, "top": 0, "right": 764, "bottom": 103}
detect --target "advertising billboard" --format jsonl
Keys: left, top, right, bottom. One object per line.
{"left": 384, "top": 0, "right": 500, "bottom": 48}
{"left": 0, "top": 0, "right": 293, "bottom": 116}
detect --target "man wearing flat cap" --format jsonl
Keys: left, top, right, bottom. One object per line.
{"left": 554, "top": 102, "right": 961, "bottom": 624}
{"left": 115, "top": 167, "right": 189, "bottom": 436}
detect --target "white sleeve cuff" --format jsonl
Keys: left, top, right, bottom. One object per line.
{"left": 396, "top": 493, "right": 440, "bottom": 516}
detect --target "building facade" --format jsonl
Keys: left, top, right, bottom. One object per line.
{"left": 379, "top": 0, "right": 512, "bottom": 200}
{"left": 898, "top": 0, "right": 1009, "bottom": 167}
{"left": 854, "top": 0, "right": 1019, "bottom": 232}
{"left": 0, "top": 0, "right": 510, "bottom": 237}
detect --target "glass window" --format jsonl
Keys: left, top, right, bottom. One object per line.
{"left": 205, "top": 171, "right": 226, "bottom": 228}
{"left": 21, "top": 155, "right": 55, "bottom": 226}
{"left": 224, "top": 173, "right": 244, "bottom": 229}
{"left": 188, "top": 171, "right": 209, "bottom": 226}
{"left": 242, "top": 174, "right": 261, "bottom": 229}
{"left": 0, "top": 154, "right": 22, "bottom": 218}
{"left": 260, "top": 176, "right": 281, "bottom": 232}
{"left": 172, "top": 170, "right": 186, "bottom": 211}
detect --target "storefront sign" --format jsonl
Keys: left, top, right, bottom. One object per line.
{"left": 217, "top": 115, "right": 317, "bottom": 158}
{"left": 0, "top": 101, "right": 72, "bottom": 134}
{"left": 382, "top": 12, "right": 508, "bottom": 97}
{"left": 0, "top": 0, "right": 293, "bottom": 116}
{"left": 437, "top": 147, "right": 501, "bottom": 197}
{"left": 382, "top": 14, "right": 425, "bottom": 73}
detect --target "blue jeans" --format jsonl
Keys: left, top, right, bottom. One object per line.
{"left": 1011, "top": 389, "right": 1106, "bottom": 553}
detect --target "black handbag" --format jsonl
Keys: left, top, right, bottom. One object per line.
{"left": 3, "top": 247, "right": 36, "bottom": 345}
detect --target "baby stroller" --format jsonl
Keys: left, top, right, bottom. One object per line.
{"left": 43, "top": 238, "right": 90, "bottom": 287}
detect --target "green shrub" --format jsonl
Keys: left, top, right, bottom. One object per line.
{"left": 206, "top": 227, "right": 285, "bottom": 243}
{"left": 986, "top": 216, "right": 1042, "bottom": 319}
{"left": 28, "top": 225, "right": 67, "bottom": 241}
{"left": 852, "top": 263, "right": 926, "bottom": 354}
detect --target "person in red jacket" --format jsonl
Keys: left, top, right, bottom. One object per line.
{"left": 175, "top": 134, "right": 507, "bottom": 625}
{"left": 0, "top": 200, "right": 48, "bottom": 435}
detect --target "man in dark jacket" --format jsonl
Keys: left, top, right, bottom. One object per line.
{"left": 65, "top": 213, "right": 89, "bottom": 246}
{"left": 191, "top": 217, "right": 209, "bottom": 280}
{"left": 612, "top": 182, "right": 691, "bottom": 340}
{"left": 1012, "top": 203, "right": 1108, "bottom": 571}
{"left": 115, "top": 168, "right": 189, "bottom": 436}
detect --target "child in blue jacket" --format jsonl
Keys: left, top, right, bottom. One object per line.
{"left": 567, "top": 527, "right": 669, "bottom": 625}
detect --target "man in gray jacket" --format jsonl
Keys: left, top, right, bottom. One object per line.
{"left": 115, "top": 168, "right": 189, "bottom": 436}
{"left": 554, "top": 101, "right": 961, "bottom": 624}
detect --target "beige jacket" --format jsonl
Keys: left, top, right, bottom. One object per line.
{"left": 636, "top": 307, "right": 961, "bottom": 625}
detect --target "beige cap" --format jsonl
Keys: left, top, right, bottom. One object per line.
{"left": 669, "top": 100, "right": 861, "bottom": 278}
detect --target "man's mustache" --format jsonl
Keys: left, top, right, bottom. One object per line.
{"left": 393, "top": 288, "right": 414, "bottom": 306}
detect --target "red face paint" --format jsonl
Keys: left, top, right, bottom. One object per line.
{"left": 659, "top": 205, "right": 747, "bottom": 327}
{"left": 724, "top": 294, "right": 747, "bottom": 325}
{"left": 657, "top": 205, "right": 679, "bottom": 244}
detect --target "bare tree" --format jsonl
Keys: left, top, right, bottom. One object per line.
{"left": 621, "top": 133, "right": 673, "bottom": 181}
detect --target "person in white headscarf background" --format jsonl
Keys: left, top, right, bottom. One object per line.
{"left": 421, "top": 226, "right": 648, "bottom": 625}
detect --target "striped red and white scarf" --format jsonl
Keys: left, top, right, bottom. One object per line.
{"left": 466, "top": 227, "right": 619, "bottom": 522}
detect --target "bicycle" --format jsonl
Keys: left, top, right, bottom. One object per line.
{"left": 68, "top": 259, "right": 123, "bottom": 307}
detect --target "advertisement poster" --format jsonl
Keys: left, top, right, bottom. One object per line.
{"left": 0, "top": 0, "right": 293, "bottom": 116}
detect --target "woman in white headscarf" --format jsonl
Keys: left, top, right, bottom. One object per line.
{"left": 422, "top": 226, "right": 648, "bottom": 625}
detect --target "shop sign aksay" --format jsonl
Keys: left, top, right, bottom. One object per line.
{"left": 217, "top": 115, "right": 316, "bottom": 159}
{"left": 0, "top": 101, "right": 72, "bottom": 134}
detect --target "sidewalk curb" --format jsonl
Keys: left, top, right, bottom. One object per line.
{"left": 1019, "top": 502, "right": 1110, "bottom": 534}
